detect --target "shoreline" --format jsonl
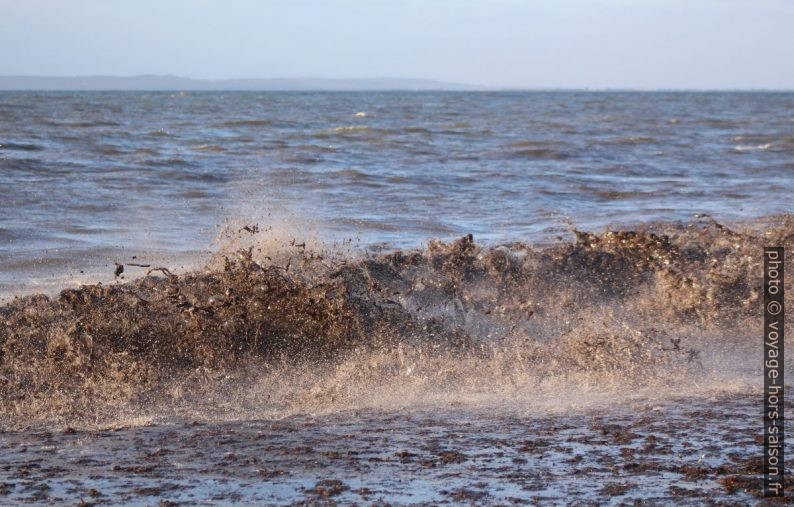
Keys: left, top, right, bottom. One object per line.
{"left": 0, "top": 391, "right": 781, "bottom": 504}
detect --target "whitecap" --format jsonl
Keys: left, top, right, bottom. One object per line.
{"left": 733, "top": 143, "right": 772, "bottom": 152}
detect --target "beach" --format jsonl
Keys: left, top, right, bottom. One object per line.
{"left": 0, "top": 393, "right": 775, "bottom": 504}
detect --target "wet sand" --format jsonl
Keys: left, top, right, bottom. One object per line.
{"left": 0, "top": 391, "right": 786, "bottom": 505}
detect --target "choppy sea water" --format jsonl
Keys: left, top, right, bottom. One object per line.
{"left": 1, "top": 91, "right": 792, "bottom": 294}
{"left": 1, "top": 91, "right": 793, "bottom": 503}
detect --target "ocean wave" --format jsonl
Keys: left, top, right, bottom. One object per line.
{"left": 192, "top": 144, "right": 225, "bottom": 152}
{"left": 0, "top": 141, "right": 44, "bottom": 152}
{"left": 597, "top": 135, "right": 659, "bottom": 145}
{"left": 157, "top": 168, "right": 227, "bottom": 183}
{"left": 1, "top": 158, "right": 84, "bottom": 175}
{"left": 502, "top": 147, "right": 569, "bottom": 160}
{"left": 311, "top": 125, "right": 450, "bottom": 139}
{"left": 589, "top": 188, "right": 667, "bottom": 200}
{"left": 218, "top": 119, "right": 273, "bottom": 127}
{"left": 318, "top": 125, "right": 372, "bottom": 135}
{"left": 142, "top": 157, "right": 194, "bottom": 167}
{"left": 733, "top": 143, "right": 772, "bottom": 152}
{"left": 92, "top": 145, "right": 125, "bottom": 156}
{"left": 41, "top": 120, "right": 121, "bottom": 128}
{"left": 145, "top": 129, "right": 177, "bottom": 138}
{"left": 1, "top": 215, "right": 790, "bottom": 428}
{"left": 506, "top": 139, "right": 559, "bottom": 147}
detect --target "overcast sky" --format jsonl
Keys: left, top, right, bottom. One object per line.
{"left": 1, "top": 0, "right": 792, "bottom": 89}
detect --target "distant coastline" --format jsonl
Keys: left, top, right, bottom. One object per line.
{"left": 1, "top": 76, "right": 791, "bottom": 92}
{"left": 0, "top": 75, "right": 484, "bottom": 91}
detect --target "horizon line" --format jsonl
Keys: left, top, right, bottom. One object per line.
{"left": 0, "top": 74, "right": 792, "bottom": 92}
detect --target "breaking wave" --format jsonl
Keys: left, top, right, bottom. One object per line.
{"left": 1, "top": 215, "right": 791, "bottom": 429}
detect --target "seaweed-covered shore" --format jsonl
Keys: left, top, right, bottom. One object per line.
{"left": 0, "top": 393, "right": 786, "bottom": 504}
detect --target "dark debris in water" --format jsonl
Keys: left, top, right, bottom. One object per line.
{"left": 0, "top": 394, "right": 782, "bottom": 504}
{"left": 0, "top": 214, "right": 792, "bottom": 426}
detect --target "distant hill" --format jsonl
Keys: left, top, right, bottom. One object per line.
{"left": 0, "top": 75, "right": 483, "bottom": 91}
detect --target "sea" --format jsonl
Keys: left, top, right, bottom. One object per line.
{"left": 1, "top": 91, "right": 792, "bottom": 295}
{"left": 0, "top": 91, "right": 792, "bottom": 503}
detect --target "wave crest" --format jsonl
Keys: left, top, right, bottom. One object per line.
{"left": 1, "top": 215, "right": 791, "bottom": 428}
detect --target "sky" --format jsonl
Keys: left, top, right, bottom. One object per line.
{"left": 1, "top": 0, "right": 792, "bottom": 89}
